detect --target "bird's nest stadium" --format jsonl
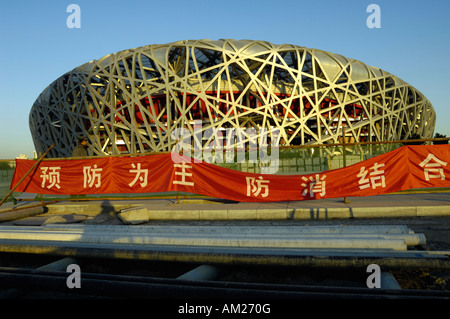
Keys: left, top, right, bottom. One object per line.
{"left": 29, "top": 39, "right": 435, "bottom": 159}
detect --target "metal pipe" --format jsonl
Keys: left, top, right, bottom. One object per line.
{"left": 0, "top": 230, "right": 411, "bottom": 250}
{"left": 177, "top": 265, "right": 222, "bottom": 281}
{"left": 0, "top": 240, "right": 448, "bottom": 270}
{"left": 342, "top": 127, "right": 351, "bottom": 204}
{"left": 42, "top": 224, "right": 415, "bottom": 234}
{"left": 0, "top": 224, "right": 425, "bottom": 249}
{"left": 0, "top": 268, "right": 447, "bottom": 299}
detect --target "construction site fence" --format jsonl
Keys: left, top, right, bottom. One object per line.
{"left": 1, "top": 137, "right": 449, "bottom": 201}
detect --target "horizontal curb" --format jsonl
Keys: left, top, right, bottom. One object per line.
{"left": 117, "top": 205, "right": 450, "bottom": 222}
{"left": 3, "top": 198, "right": 449, "bottom": 223}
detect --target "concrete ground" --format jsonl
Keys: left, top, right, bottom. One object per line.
{"left": 1, "top": 191, "right": 449, "bottom": 251}
{"left": 1, "top": 191, "right": 449, "bottom": 222}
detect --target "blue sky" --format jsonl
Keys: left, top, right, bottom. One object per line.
{"left": 0, "top": 0, "right": 449, "bottom": 158}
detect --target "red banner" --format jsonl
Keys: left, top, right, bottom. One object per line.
{"left": 10, "top": 145, "right": 450, "bottom": 202}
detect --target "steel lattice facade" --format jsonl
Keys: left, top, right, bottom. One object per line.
{"left": 29, "top": 39, "right": 436, "bottom": 158}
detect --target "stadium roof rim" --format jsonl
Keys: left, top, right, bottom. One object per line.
{"left": 30, "top": 39, "right": 435, "bottom": 158}
{"left": 74, "top": 39, "right": 402, "bottom": 86}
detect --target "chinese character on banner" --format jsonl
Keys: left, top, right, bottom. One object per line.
{"left": 40, "top": 167, "right": 61, "bottom": 189}
{"left": 419, "top": 153, "right": 448, "bottom": 181}
{"left": 301, "top": 174, "right": 326, "bottom": 198}
{"left": 83, "top": 165, "right": 102, "bottom": 188}
{"left": 357, "top": 163, "right": 386, "bottom": 190}
{"left": 173, "top": 161, "right": 194, "bottom": 186}
{"left": 246, "top": 176, "right": 270, "bottom": 198}
{"left": 128, "top": 163, "right": 148, "bottom": 187}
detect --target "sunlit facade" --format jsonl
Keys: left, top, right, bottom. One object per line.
{"left": 29, "top": 39, "right": 435, "bottom": 158}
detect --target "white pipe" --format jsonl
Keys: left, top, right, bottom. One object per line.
{"left": 37, "top": 224, "right": 414, "bottom": 235}
{"left": 0, "top": 225, "right": 425, "bottom": 246}
{"left": 0, "top": 229, "right": 409, "bottom": 250}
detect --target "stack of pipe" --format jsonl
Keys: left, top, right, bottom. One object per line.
{"left": 0, "top": 224, "right": 425, "bottom": 251}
